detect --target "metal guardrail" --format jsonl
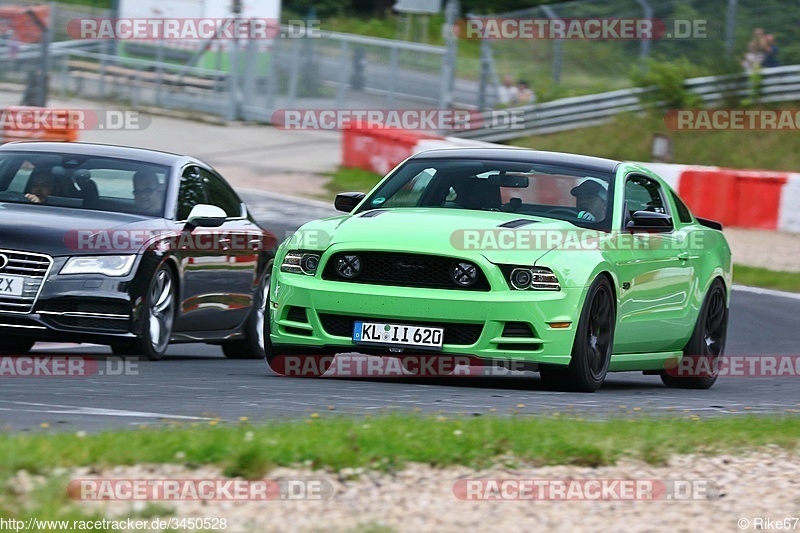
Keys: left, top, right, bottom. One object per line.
{"left": 453, "top": 65, "right": 800, "bottom": 142}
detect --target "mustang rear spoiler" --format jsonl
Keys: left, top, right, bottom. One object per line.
{"left": 697, "top": 217, "right": 723, "bottom": 231}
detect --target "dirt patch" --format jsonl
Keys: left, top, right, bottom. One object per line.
{"left": 14, "top": 449, "right": 799, "bottom": 532}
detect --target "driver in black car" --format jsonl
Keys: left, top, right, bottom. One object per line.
{"left": 132, "top": 170, "right": 165, "bottom": 215}
{"left": 570, "top": 179, "right": 608, "bottom": 222}
{"left": 25, "top": 172, "right": 59, "bottom": 204}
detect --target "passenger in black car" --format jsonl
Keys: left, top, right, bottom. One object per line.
{"left": 24, "top": 171, "right": 62, "bottom": 204}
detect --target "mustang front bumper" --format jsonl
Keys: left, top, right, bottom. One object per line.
{"left": 270, "top": 273, "right": 586, "bottom": 365}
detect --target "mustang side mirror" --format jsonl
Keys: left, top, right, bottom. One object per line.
{"left": 334, "top": 192, "right": 366, "bottom": 213}
{"left": 626, "top": 210, "right": 673, "bottom": 233}
{"left": 185, "top": 204, "right": 226, "bottom": 229}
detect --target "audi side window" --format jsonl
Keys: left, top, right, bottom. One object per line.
{"left": 177, "top": 166, "right": 208, "bottom": 221}
{"left": 199, "top": 168, "right": 241, "bottom": 218}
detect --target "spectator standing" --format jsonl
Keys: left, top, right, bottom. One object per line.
{"left": 761, "top": 34, "right": 779, "bottom": 68}
{"left": 742, "top": 28, "right": 765, "bottom": 73}
{"left": 516, "top": 80, "right": 535, "bottom": 105}
{"left": 497, "top": 74, "right": 519, "bottom": 106}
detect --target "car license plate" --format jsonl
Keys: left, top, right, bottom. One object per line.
{"left": 353, "top": 321, "right": 444, "bottom": 350}
{"left": 0, "top": 274, "right": 25, "bottom": 297}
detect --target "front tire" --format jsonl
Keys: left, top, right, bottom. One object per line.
{"left": 540, "top": 276, "right": 616, "bottom": 392}
{"left": 661, "top": 278, "right": 727, "bottom": 390}
{"left": 115, "top": 264, "right": 176, "bottom": 361}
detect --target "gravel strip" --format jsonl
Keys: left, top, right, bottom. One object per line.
{"left": 10, "top": 449, "right": 799, "bottom": 532}
{"left": 725, "top": 229, "right": 800, "bottom": 272}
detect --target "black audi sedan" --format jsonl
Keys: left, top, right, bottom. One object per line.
{"left": 0, "top": 142, "right": 276, "bottom": 360}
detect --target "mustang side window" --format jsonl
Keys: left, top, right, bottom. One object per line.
{"left": 623, "top": 175, "right": 672, "bottom": 230}
{"left": 671, "top": 191, "right": 694, "bottom": 223}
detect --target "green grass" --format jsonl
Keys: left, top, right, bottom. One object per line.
{"left": 734, "top": 265, "right": 800, "bottom": 292}
{"left": 324, "top": 166, "right": 384, "bottom": 195}
{"left": 1, "top": 416, "right": 799, "bottom": 481}
{"left": 510, "top": 108, "right": 800, "bottom": 171}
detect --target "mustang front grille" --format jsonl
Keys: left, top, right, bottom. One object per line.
{"left": 318, "top": 313, "right": 484, "bottom": 346}
{"left": 321, "top": 252, "right": 491, "bottom": 291}
{"left": 0, "top": 249, "right": 53, "bottom": 314}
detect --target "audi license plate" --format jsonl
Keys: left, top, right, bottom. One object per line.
{"left": 353, "top": 321, "right": 444, "bottom": 350}
{"left": 0, "top": 275, "right": 24, "bottom": 297}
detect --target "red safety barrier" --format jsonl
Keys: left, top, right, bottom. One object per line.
{"left": 734, "top": 171, "right": 787, "bottom": 230}
{"left": 678, "top": 168, "right": 787, "bottom": 230}
{"left": 0, "top": 107, "right": 80, "bottom": 143}
{"left": 342, "top": 122, "right": 441, "bottom": 175}
{"left": 678, "top": 170, "right": 739, "bottom": 226}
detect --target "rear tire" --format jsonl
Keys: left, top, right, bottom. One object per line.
{"left": 661, "top": 279, "right": 727, "bottom": 390}
{"left": 0, "top": 338, "right": 35, "bottom": 355}
{"left": 223, "top": 270, "right": 270, "bottom": 360}
{"left": 540, "top": 276, "right": 615, "bottom": 392}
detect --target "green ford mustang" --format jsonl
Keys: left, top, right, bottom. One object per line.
{"left": 267, "top": 148, "right": 732, "bottom": 392}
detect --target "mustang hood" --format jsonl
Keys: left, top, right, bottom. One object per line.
{"left": 0, "top": 203, "right": 171, "bottom": 256}
{"left": 299, "top": 208, "right": 584, "bottom": 264}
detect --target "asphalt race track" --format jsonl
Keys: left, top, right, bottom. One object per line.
{"left": 1, "top": 191, "right": 799, "bottom": 431}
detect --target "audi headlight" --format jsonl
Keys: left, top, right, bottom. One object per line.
{"left": 506, "top": 266, "right": 560, "bottom": 291}
{"left": 281, "top": 251, "right": 320, "bottom": 275}
{"left": 60, "top": 255, "right": 136, "bottom": 277}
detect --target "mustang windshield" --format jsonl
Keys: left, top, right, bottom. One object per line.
{"left": 360, "top": 159, "right": 615, "bottom": 229}
{"left": 0, "top": 151, "right": 170, "bottom": 217}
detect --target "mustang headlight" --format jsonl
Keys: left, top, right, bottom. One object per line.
{"left": 60, "top": 255, "right": 136, "bottom": 277}
{"left": 281, "top": 251, "right": 320, "bottom": 275}
{"left": 506, "top": 266, "right": 560, "bottom": 291}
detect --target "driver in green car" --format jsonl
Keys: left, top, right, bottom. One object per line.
{"left": 571, "top": 179, "right": 608, "bottom": 221}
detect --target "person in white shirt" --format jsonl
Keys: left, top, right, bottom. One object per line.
{"left": 497, "top": 74, "right": 519, "bottom": 106}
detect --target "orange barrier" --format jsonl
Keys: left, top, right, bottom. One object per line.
{"left": 0, "top": 107, "right": 80, "bottom": 143}
{"left": 0, "top": 5, "right": 50, "bottom": 43}
{"left": 678, "top": 169, "right": 787, "bottom": 230}
{"left": 342, "top": 122, "right": 441, "bottom": 175}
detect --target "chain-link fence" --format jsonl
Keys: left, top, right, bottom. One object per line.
{"left": 239, "top": 30, "right": 453, "bottom": 121}
{"left": 1, "top": 1, "right": 464, "bottom": 119}
{"left": 2, "top": 0, "right": 800, "bottom": 119}
{"left": 472, "top": 0, "right": 800, "bottom": 108}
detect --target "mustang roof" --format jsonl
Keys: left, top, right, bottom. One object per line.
{"left": 411, "top": 148, "right": 620, "bottom": 174}
{"left": 0, "top": 141, "right": 196, "bottom": 167}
